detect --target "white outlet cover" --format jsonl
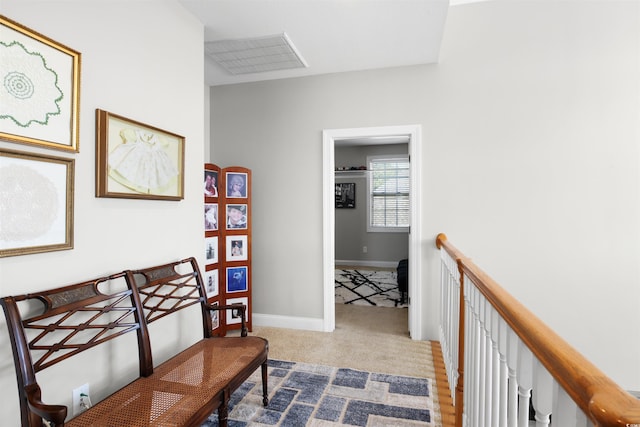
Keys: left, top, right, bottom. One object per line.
{"left": 72, "top": 383, "right": 90, "bottom": 417}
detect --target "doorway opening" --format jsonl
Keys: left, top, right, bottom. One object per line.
{"left": 322, "top": 125, "right": 423, "bottom": 340}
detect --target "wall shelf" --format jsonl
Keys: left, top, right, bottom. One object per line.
{"left": 335, "top": 169, "right": 369, "bottom": 177}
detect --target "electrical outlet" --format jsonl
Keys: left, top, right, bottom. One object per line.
{"left": 72, "top": 383, "right": 90, "bottom": 417}
{"left": 362, "top": 246, "right": 367, "bottom": 253}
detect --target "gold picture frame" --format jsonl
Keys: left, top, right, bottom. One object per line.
{"left": 0, "top": 15, "right": 81, "bottom": 152}
{"left": 96, "top": 109, "right": 185, "bottom": 201}
{"left": 0, "top": 148, "right": 74, "bottom": 257}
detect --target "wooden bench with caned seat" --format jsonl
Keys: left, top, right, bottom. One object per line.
{"left": 1, "top": 257, "right": 268, "bottom": 427}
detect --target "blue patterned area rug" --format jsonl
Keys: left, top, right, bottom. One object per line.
{"left": 335, "top": 269, "right": 407, "bottom": 308}
{"left": 202, "top": 359, "right": 433, "bottom": 426}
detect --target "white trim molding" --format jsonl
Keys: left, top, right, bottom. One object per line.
{"left": 253, "top": 313, "right": 325, "bottom": 332}
{"left": 322, "top": 124, "right": 423, "bottom": 340}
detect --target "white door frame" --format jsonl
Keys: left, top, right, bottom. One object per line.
{"left": 322, "top": 125, "right": 423, "bottom": 340}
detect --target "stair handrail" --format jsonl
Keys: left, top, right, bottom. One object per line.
{"left": 436, "top": 233, "right": 640, "bottom": 427}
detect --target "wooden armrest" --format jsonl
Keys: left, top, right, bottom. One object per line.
{"left": 25, "top": 384, "right": 67, "bottom": 426}
{"left": 204, "top": 303, "right": 248, "bottom": 336}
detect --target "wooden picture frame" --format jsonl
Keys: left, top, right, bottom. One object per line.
{"left": 95, "top": 109, "right": 185, "bottom": 200}
{"left": 0, "top": 148, "right": 74, "bottom": 257}
{"left": 0, "top": 16, "right": 81, "bottom": 152}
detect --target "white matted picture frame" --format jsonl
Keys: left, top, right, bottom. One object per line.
{"left": 226, "top": 266, "right": 248, "bottom": 294}
{"left": 225, "top": 172, "right": 247, "bottom": 198}
{"left": 0, "top": 16, "right": 81, "bottom": 152}
{"left": 205, "top": 203, "right": 218, "bottom": 231}
{"left": 226, "top": 235, "right": 248, "bottom": 261}
{"left": 204, "top": 236, "right": 218, "bottom": 266}
{"left": 204, "top": 169, "right": 219, "bottom": 198}
{"left": 226, "top": 204, "right": 247, "bottom": 230}
{"left": 0, "top": 148, "right": 74, "bottom": 257}
{"left": 203, "top": 269, "right": 218, "bottom": 298}
{"left": 95, "top": 109, "right": 185, "bottom": 200}
{"left": 210, "top": 301, "right": 219, "bottom": 330}
{"left": 225, "top": 297, "right": 248, "bottom": 325}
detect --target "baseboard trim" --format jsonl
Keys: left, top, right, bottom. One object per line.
{"left": 253, "top": 313, "right": 325, "bottom": 332}
{"left": 335, "top": 259, "right": 398, "bottom": 269}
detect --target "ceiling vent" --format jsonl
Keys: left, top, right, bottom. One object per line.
{"left": 205, "top": 32, "right": 308, "bottom": 75}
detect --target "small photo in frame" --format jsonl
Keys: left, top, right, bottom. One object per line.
{"left": 226, "top": 266, "right": 248, "bottom": 293}
{"left": 226, "top": 235, "right": 248, "bottom": 262}
{"left": 205, "top": 203, "right": 218, "bottom": 231}
{"left": 204, "top": 169, "right": 218, "bottom": 198}
{"left": 226, "top": 172, "right": 247, "bottom": 198}
{"left": 226, "top": 296, "right": 248, "bottom": 325}
{"left": 96, "top": 109, "right": 185, "bottom": 200}
{"left": 0, "top": 16, "right": 81, "bottom": 152}
{"left": 226, "top": 204, "right": 247, "bottom": 230}
{"left": 204, "top": 236, "right": 218, "bottom": 266}
{"left": 335, "top": 182, "right": 356, "bottom": 208}
{"left": 210, "top": 301, "right": 219, "bottom": 330}
{"left": 203, "top": 269, "right": 218, "bottom": 298}
{"left": 0, "top": 149, "right": 74, "bottom": 257}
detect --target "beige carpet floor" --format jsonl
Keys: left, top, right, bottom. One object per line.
{"left": 248, "top": 304, "right": 444, "bottom": 425}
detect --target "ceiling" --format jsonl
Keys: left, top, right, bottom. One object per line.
{"left": 178, "top": 0, "right": 464, "bottom": 87}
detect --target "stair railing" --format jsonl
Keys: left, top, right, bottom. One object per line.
{"left": 436, "top": 233, "right": 640, "bottom": 427}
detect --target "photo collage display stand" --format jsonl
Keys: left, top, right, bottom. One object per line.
{"left": 204, "top": 163, "right": 252, "bottom": 335}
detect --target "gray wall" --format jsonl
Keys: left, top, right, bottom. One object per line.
{"left": 211, "top": 1, "right": 640, "bottom": 390}
{"left": 335, "top": 144, "right": 408, "bottom": 264}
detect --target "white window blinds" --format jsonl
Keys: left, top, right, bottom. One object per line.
{"left": 368, "top": 156, "right": 410, "bottom": 230}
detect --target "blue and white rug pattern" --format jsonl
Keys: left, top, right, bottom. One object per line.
{"left": 202, "top": 359, "right": 433, "bottom": 426}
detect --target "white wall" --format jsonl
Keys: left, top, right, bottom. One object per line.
{"left": 210, "top": 1, "right": 640, "bottom": 390}
{"left": 0, "top": 1, "right": 206, "bottom": 424}
{"left": 432, "top": 0, "right": 640, "bottom": 391}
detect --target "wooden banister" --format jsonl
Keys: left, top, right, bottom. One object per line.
{"left": 436, "top": 233, "right": 640, "bottom": 427}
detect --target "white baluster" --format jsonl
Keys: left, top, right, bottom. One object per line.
{"left": 463, "top": 277, "right": 474, "bottom": 427}
{"left": 490, "top": 305, "right": 500, "bottom": 427}
{"left": 450, "top": 265, "right": 459, "bottom": 400}
{"left": 532, "top": 360, "right": 552, "bottom": 427}
{"left": 478, "top": 292, "right": 487, "bottom": 427}
{"left": 506, "top": 330, "right": 519, "bottom": 427}
{"left": 472, "top": 283, "right": 483, "bottom": 427}
{"left": 517, "top": 343, "right": 533, "bottom": 427}
{"left": 551, "top": 380, "right": 591, "bottom": 426}
{"left": 497, "top": 317, "right": 508, "bottom": 427}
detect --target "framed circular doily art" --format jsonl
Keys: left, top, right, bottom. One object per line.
{"left": 0, "top": 15, "right": 81, "bottom": 152}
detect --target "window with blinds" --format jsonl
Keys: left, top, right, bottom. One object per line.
{"left": 367, "top": 155, "right": 410, "bottom": 232}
